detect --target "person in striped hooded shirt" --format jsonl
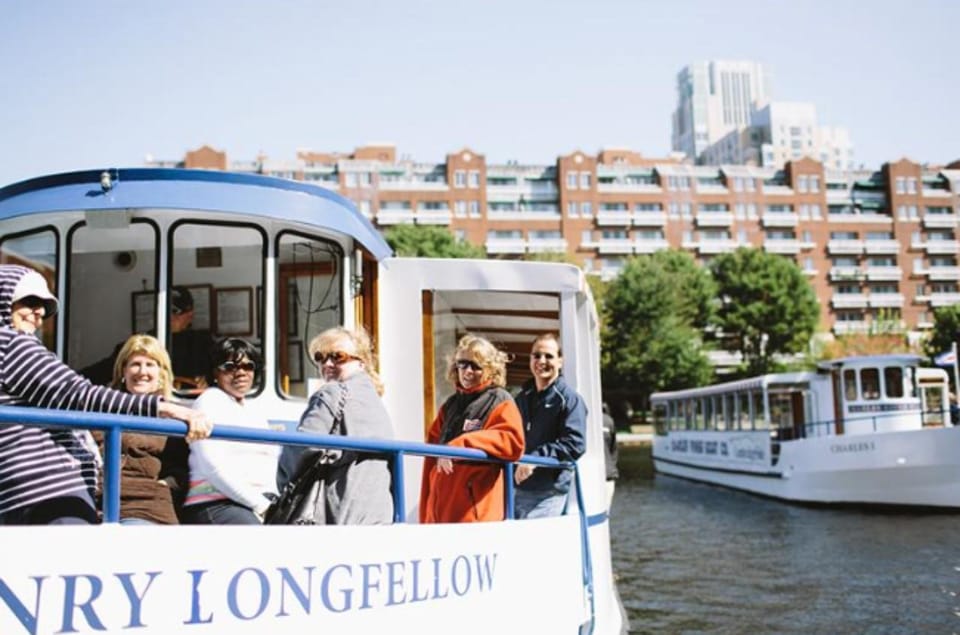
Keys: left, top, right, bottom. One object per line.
{"left": 0, "top": 264, "right": 211, "bottom": 525}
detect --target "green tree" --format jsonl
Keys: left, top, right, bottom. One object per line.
{"left": 710, "top": 247, "right": 820, "bottom": 376}
{"left": 383, "top": 225, "right": 485, "bottom": 258}
{"left": 923, "top": 305, "right": 960, "bottom": 362}
{"left": 601, "top": 250, "right": 716, "bottom": 411}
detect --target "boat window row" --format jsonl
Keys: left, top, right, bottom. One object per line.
{"left": 0, "top": 222, "right": 343, "bottom": 399}
{"left": 842, "top": 365, "right": 915, "bottom": 402}
{"left": 653, "top": 385, "right": 810, "bottom": 434}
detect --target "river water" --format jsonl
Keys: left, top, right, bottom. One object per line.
{"left": 609, "top": 445, "right": 960, "bottom": 634}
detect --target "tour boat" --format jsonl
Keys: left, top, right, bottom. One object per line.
{"left": 650, "top": 354, "right": 960, "bottom": 508}
{"left": 0, "top": 168, "right": 625, "bottom": 634}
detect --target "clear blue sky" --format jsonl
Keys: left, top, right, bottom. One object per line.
{"left": 1, "top": 0, "right": 957, "bottom": 186}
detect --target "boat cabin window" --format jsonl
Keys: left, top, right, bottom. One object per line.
{"left": 738, "top": 392, "right": 752, "bottom": 430}
{"left": 171, "top": 222, "right": 265, "bottom": 395}
{"left": 67, "top": 220, "right": 159, "bottom": 373}
{"left": 843, "top": 369, "right": 857, "bottom": 401}
{"left": 0, "top": 228, "right": 59, "bottom": 351}
{"left": 276, "top": 232, "right": 343, "bottom": 398}
{"left": 752, "top": 391, "right": 767, "bottom": 429}
{"left": 860, "top": 368, "right": 881, "bottom": 400}
{"left": 884, "top": 366, "right": 905, "bottom": 398}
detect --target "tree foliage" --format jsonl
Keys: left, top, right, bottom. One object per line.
{"left": 601, "top": 250, "right": 715, "bottom": 410}
{"left": 383, "top": 224, "right": 485, "bottom": 258}
{"left": 709, "top": 248, "right": 820, "bottom": 376}
{"left": 923, "top": 305, "right": 960, "bottom": 361}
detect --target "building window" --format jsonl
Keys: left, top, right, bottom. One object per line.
{"left": 455, "top": 200, "right": 467, "bottom": 218}
{"left": 895, "top": 177, "right": 905, "bottom": 194}
{"left": 810, "top": 204, "right": 822, "bottom": 219}
{"left": 566, "top": 172, "right": 578, "bottom": 189}
{"left": 747, "top": 204, "right": 758, "bottom": 219}
{"left": 468, "top": 170, "right": 480, "bottom": 188}
{"left": 581, "top": 230, "right": 592, "bottom": 244}
{"left": 804, "top": 257, "right": 814, "bottom": 272}
{"left": 735, "top": 204, "right": 746, "bottom": 219}
{"left": 907, "top": 178, "right": 918, "bottom": 194}
{"left": 345, "top": 173, "right": 358, "bottom": 187}
{"left": 567, "top": 201, "right": 579, "bottom": 218}
{"left": 581, "top": 202, "right": 593, "bottom": 218}
{"left": 454, "top": 170, "right": 466, "bottom": 188}
{"left": 580, "top": 172, "right": 591, "bottom": 189}
{"left": 809, "top": 176, "right": 820, "bottom": 192}
{"left": 802, "top": 230, "right": 812, "bottom": 243}
{"left": 469, "top": 201, "right": 481, "bottom": 218}
{"left": 796, "top": 175, "right": 808, "bottom": 193}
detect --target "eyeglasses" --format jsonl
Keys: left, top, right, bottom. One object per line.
{"left": 314, "top": 351, "right": 360, "bottom": 365}
{"left": 532, "top": 352, "right": 557, "bottom": 360}
{"left": 218, "top": 361, "right": 256, "bottom": 374}
{"left": 14, "top": 296, "right": 46, "bottom": 311}
{"left": 455, "top": 359, "right": 482, "bottom": 372}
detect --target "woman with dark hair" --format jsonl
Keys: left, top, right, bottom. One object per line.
{"left": 183, "top": 338, "right": 279, "bottom": 525}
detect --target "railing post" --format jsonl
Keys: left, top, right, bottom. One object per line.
{"left": 102, "top": 425, "right": 122, "bottom": 523}
{"left": 392, "top": 450, "right": 406, "bottom": 523}
{"left": 504, "top": 463, "right": 515, "bottom": 520}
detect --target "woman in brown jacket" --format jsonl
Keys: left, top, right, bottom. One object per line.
{"left": 96, "top": 334, "right": 211, "bottom": 524}
{"left": 419, "top": 334, "right": 524, "bottom": 523}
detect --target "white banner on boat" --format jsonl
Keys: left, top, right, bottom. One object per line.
{"left": 0, "top": 517, "right": 586, "bottom": 634}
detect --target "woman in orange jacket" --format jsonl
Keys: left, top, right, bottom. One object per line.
{"left": 420, "top": 334, "right": 524, "bottom": 523}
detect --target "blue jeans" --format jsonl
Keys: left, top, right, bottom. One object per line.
{"left": 120, "top": 517, "right": 158, "bottom": 526}
{"left": 183, "top": 500, "right": 260, "bottom": 525}
{"left": 514, "top": 489, "right": 568, "bottom": 519}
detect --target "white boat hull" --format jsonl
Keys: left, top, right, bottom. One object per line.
{"left": 653, "top": 427, "right": 960, "bottom": 508}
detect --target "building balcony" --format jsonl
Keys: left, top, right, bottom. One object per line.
{"left": 695, "top": 211, "right": 734, "bottom": 226}
{"left": 632, "top": 212, "right": 667, "bottom": 226}
{"left": 827, "top": 240, "right": 865, "bottom": 254}
{"left": 485, "top": 239, "right": 527, "bottom": 254}
{"left": 527, "top": 238, "right": 568, "bottom": 253}
{"left": 376, "top": 210, "right": 415, "bottom": 225}
{"left": 831, "top": 294, "right": 869, "bottom": 309}
{"left": 826, "top": 190, "right": 852, "bottom": 204}
{"left": 923, "top": 214, "right": 959, "bottom": 228}
{"left": 833, "top": 321, "right": 870, "bottom": 334}
{"left": 597, "top": 183, "right": 662, "bottom": 194}
{"left": 596, "top": 211, "right": 633, "bottom": 226}
{"left": 378, "top": 180, "right": 449, "bottom": 192}
{"left": 863, "top": 240, "right": 900, "bottom": 254}
{"left": 922, "top": 188, "right": 953, "bottom": 198}
{"left": 695, "top": 184, "right": 729, "bottom": 195}
{"left": 864, "top": 266, "right": 902, "bottom": 281}
{"left": 927, "top": 266, "right": 960, "bottom": 280}
{"left": 634, "top": 238, "right": 670, "bottom": 254}
{"left": 487, "top": 210, "right": 562, "bottom": 222}
{"left": 868, "top": 293, "right": 905, "bottom": 308}
{"left": 597, "top": 239, "right": 635, "bottom": 254}
{"left": 912, "top": 239, "right": 960, "bottom": 254}
{"left": 486, "top": 184, "right": 558, "bottom": 200}
{"left": 696, "top": 239, "right": 739, "bottom": 254}
{"left": 930, "top": 292, "right": 960, "bottom": 307}
{"left": 761, "top": 212, "right": 799, "bottom": 227}
{"left": 829, "top": 266, "right": 865, "bottom": 281}
{"left": 763, "top": 239, "right": 802, "bottom": 254}
{"left": 762, "top": 185, "right": 794, "bottom": 196}
{"left": 414, "top": 209, "right": 452, "bottom": 225}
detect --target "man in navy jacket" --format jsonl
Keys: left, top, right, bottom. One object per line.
{"left": 513, "top": 333, "right": 587, "bottom": 518}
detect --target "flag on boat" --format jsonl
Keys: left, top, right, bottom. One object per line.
{"left": 934, "top": 349, "right": 957, "bottom": 366}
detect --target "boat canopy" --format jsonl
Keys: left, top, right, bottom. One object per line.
{"left": 0, "top": 168, "right": 393, "bottom": 261}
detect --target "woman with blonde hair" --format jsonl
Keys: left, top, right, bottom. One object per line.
{"left": 100, "top": 334, "right": 211, "bottom": 524}
{"left": 419, "top": 334, "right": 524, "bottom": 523}
{"left": 277, "top": 327, "right": 394, "bottom": 524}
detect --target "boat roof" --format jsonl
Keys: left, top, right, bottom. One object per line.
{"left": 651, "top": 370, "right": 818, "bottom": 401}
{"left": 816, "top": 353, "right": 922, "bottom": 371}
{"left": 0, "top": 168, "right": 393, "bottom": 261}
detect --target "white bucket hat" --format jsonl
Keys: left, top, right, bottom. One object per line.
{"left": 12, "top": 270, "right": 59, "bottom": 317}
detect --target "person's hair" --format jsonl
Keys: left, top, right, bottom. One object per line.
{"left": 210, "top": 337, "right": 263, "bottom": 375}
{"left": 111, "top": 334, "right": 174, "bottom": 400}
{"left": 446, "top": 334, "right": 510, "bottom": 388}
{"left": 308, "top": 326, "right": 384, "bottom": 395}
{"left": 532, "top": 332, "right": 562, "bottom": 357}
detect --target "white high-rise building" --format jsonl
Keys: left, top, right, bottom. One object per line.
{"left": 672, "top": 60, "right": 854, "bottom": 169}
{"left": 671, "top": 60, "right": 772, "bottom": 161}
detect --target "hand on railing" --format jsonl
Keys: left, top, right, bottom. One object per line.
{"left": 436, "top": 458, "right": 454, "bottom": 474}
{"left": 156, "top": 401, "right": 213, "bottom": 442}
{"left": 514, "top": 464, "right": 536, "bottom": 484}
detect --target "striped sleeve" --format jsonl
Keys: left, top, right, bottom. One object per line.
{"left": 3, "top": 333, "right": 157, "bottom": 416}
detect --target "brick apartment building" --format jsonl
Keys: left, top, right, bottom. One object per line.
{"left": 149, "top": 145, "right": 960, "bottom": 342}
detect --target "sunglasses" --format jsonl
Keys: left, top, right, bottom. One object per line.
{"left": 455, "top": 359, "right": 482, "bottom": 372}
{"left": 314, "top": 351, "right": 360, "bottom": 365}
{"left": 14, "top": 296, "right": 46, "bottom": 311}
{"left": 532, "top": 352, "right": 557, "bottom": 360}
{"left": 218, "top": 361, "right": 256, "bottom": 374}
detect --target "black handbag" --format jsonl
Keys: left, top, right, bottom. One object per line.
{"left": 264, "top": 383, "right": 348, "bottom": 525}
